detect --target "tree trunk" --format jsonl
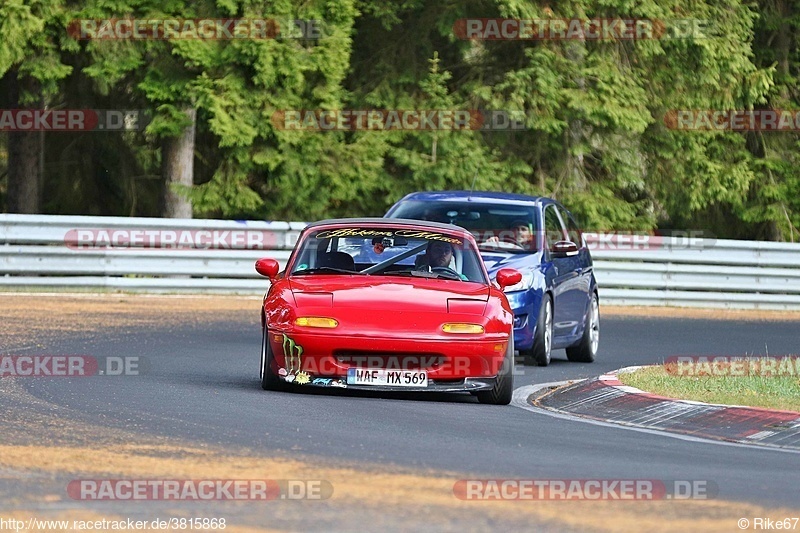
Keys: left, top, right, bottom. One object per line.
{"left": 160, "top": 108, "right": 196, "bottom": 218}
{"left": 763, "top": 0, "right": 790, "bottom": 240}
{"left": 775, "top": 0, "right": 790, "bottom": 97}
{"left": 564, "top": 40, "right": 587, "bottom": 191}
{"left": 5, "top": 70, "right": 41, "bottom": 214}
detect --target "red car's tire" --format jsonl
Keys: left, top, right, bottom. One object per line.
{"left": 476, "top": 333, "right": 514, "bottom": 405}
{"left": 260, "top": 326, "right": 286, "bottom": 391}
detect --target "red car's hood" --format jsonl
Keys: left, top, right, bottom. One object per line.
{"left": 288, "top": 275, "right": 489, "bottom": 313}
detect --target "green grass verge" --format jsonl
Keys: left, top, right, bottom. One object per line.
{"left": 618, "top": 365, "right": 800, "bottom": 412}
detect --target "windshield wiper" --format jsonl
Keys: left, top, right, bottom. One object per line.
{"left": 374, "top": 270, "right": 423, "bottom": 278}
{"left": 375, "top": 269, "right": 464, "bottom": 281}
{"left": 292, "top": 267, "right": 364, "bottom": 275}
{"left": 478, "top": 242, "right": 537, "bottom": 254}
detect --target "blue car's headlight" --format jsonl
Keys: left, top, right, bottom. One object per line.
{"left": 502, "top": 270, "right": 535, "bottom": 292}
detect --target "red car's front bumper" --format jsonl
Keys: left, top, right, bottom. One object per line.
{"left": 267, "top": 330, "right": 509, "bottom": 389}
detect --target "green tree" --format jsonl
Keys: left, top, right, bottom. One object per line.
{"left": 739, "top": 0, "right": 800, "bottom": 241}
{"left": 0, "top": 0, "right": 74, "bottom": 213}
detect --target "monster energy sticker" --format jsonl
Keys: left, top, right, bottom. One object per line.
{"left": 281, "top": 333, "right": 308, "bottom": 383}
{"left": 278, "top": 334, "right": 346, "bottom": 387}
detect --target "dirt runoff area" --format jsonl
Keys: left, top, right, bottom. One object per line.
{"left": 0, "top": 293, "right": 260, "bottom": 350}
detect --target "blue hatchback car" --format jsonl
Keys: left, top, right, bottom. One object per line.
{"left": 385, "top": 191, "right": 599, "bottom": 366}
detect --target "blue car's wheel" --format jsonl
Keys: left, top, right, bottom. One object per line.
{"left": 523, "top": 294, "right": 552, "bottom": 366}
{"left": 566, "top": 292, "right": 599, "bottom": 363}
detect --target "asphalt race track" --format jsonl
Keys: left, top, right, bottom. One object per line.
{"left": 1, "top": 296, "right": 799, "bottom": 531}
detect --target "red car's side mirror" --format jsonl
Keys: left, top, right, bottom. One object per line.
{"left": 255, "top": 258, "right": 280, "bottom": 279}
{"left": 495, "top": 268, "right": 522, "bottom": 289}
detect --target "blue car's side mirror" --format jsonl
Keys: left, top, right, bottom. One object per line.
{"left": 551, "top": 241, "right": 579, "bottom": 258}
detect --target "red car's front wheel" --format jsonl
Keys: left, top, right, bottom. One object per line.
{"left": 260, "top": 327, "right": 285, "bottom": 391}
{"left": 475, "top": 333, "right": 514, "bottom": 405}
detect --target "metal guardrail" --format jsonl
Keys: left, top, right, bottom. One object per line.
{"left": 588, "top": 236, "right": 800, "bottom": 309}
{"left": 2, "top": 214, "right": 800, "bottom": 309}
{"left": 0, "top": 214, "right": 301, "bottom": 293}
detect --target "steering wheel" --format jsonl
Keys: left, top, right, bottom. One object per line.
{"left": 431, "top": 266, "right": 462, "bottom": 279}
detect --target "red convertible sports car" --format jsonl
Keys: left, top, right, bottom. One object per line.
{"left": 254, "top": 218, "right": 522, "bottom": 404}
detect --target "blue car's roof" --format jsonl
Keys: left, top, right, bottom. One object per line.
{"left": 395, "top": 190, "right": 546, "bottom": 206}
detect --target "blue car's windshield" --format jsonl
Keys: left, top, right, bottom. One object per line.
{"left": 388, "top": 200, "right": 539, "bottom": 253}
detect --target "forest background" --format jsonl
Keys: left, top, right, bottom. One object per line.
{"left": 2, "top": 0, "right": 799, "bottom": 241}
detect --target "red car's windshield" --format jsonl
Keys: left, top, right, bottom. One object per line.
{"left": 289, "top": 226, "right": 487, "bottom": 283}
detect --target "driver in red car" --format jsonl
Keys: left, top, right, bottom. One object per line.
{"left": 415, "top": 240, "right": 470, "bottom": 280}
{"left": 427, "top": 240, "right": 454, "bottom": 267}
{"left": 423, "top": 240, "right": 469, "bottom": 280}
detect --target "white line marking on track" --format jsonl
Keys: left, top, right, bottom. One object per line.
{"left": 511, "top": 382, "right": 800, "bottom": 455}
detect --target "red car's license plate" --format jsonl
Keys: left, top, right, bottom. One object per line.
{"left": 346, "top": 369, "right": 428, "bottom": 387}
